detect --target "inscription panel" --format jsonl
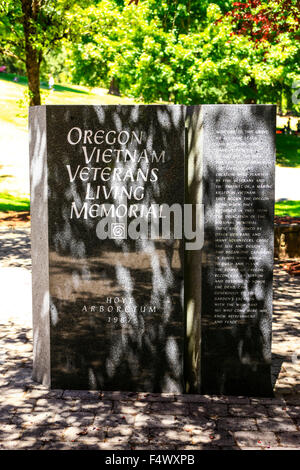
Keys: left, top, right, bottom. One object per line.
{"left": 200, "top": 105, "right": 275, "bottom": 396}
{"left": 45, "top": 105, "right": 185, "bottom": 392}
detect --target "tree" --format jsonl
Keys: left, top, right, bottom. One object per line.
{"left": 0, "top": 1, "right": 81, "bottom": 105}
{"left": 217, "top": 0, "right": 300, "bottom": 110}
{"left": 69, "top": 2, "right": 246, "bottom": 103}
{"left": 222, "top": 0, "right": 299, "bottom": 43}
{"left": 119, "top": 0, "right": 233, "bottom": 33}
{"left": 70, "top": 1, "right": 299, "bottom": 108}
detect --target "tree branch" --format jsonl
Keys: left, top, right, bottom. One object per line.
{"left": 1, "top": 37, "right": 24, "bottom": 50}
{"left": 0, "top": 46, "right": 26, "bottom": 63}
{"left": 43, "top": 30, "right": 69, "bottom": 57}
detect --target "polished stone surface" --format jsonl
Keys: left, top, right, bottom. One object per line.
{"left": 187, "top": 104, "right": 276, "bottom": 396}
{"left": 29, "top": 106, "right": 50, "bottom": 387}
{"left": 30, "top": 104, "right": 276, "bottom": 396}
{"left": 30, "top": 105, "right": 185, "bottom": 392}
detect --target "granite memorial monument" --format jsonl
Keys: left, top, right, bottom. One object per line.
{"left": 30, "top": 105, "right": 185, "bottom": 392}
{"left": 30, "top": 104, "right": 276, "bottom": 396}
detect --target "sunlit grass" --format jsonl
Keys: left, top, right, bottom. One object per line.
{"left": 0, "top": 192, "right": 30, "bottom": 212}
{"left": 275, "top": 200, "right": 300, "bottom": 217}
{"left": 0, "top": 73, "right": 134, "bottom": 131}
{"left": 276, "top": 134, "right": 300, "bottom": 168}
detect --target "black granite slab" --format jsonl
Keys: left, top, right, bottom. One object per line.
{"left": 30, "top": 104, "right": 276, "bottom": 396}
{"left": 186, "top": 105, "right": 276, "bottom": 397}
{"left": 30, "top": 105, "right": 185, "bottom": 392}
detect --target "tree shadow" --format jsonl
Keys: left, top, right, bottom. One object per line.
{"left": 186, "top": 105, "right": 276, "bottom": 397}
{"left": 30, "top": 104, "right": 185, "bottom": 392}
{"left": 0, "top": 229, "right": 31, "bottom": 267}
{"left": 0, "top": 317, "right": 299, "bottom": 450}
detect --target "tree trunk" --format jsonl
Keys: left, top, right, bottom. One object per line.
{"left": 245, "top": 78, "right": 258, "bottom": 104}
{"left": 108, "top": 77, "right": 120, "bottom": 97}
{"left": 21, "top": 0, "right": 41, "bottom": 106}
{"left": 26, "top": 51, "right": 41, "bottom": 106}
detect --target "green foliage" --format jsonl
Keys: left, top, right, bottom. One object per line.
{"left": 0, "top": 192, "right": 30, "bottom": 212}
{"left": 16, "top": 88, "right": 33, "bottom": 118}
{"left": 40, "top": 46, "right": 73, "bottom": 84}
{"left": 275, "top": 200, "right": 300, "bottom": 217}
{"left": 0, "top": 0, "right": 93, "bottom": 104}
{"left": 114, "top": 0, "right": 233, "bottom": 33}
{"left": 147, "top": 0, "right": 234, "bottom": 32}
{"left": 276, "top": 134, "right": 300, "bottom": 167}
{"left": 16, "top": 87, "right": 51, "bottom": 120}
{"left": 0, "top": 0, "right": 77, "bottom": 62}
{"left": 140, "top": 0, "right": 208, "bottom": 33}
{"left": 69, "top": 0, "right": 299, "bottom": 106}
{"left": 0, "top": 0, "right": 299, "bottom": 108}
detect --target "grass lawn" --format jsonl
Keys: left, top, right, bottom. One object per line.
{"left": 0, "top": 73, "right": 136, "bottom": 198}
{"left": 274, "top": 200, "right": 300, "bottom": 217}
{"left": 0, "top": 192, "right": 30, "bottom": 212}
{"left": 276, "top": 134, "right": 300, "bottom": 168}
{"left": 0, "top": 73, "right": 134, "bottom": 131}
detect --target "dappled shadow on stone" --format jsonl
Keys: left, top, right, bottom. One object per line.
{"left": 49, "top": 244, "right": 183, "bottom": 391}
{"left": 31, "top": 105, "right": 185, "bottom": 392}
{"left": 187, "top": 105, "right": 275, "bottom": 397}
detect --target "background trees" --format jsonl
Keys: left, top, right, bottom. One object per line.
{"left": 0, "top": 0, "right": 299, "bottom": 110}
{"left": 0, "top": 0, "right": 82, "bottom": 105}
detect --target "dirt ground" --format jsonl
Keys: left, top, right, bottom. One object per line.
{"left": 0, "top": 211, "right": 30, "bottom": 228}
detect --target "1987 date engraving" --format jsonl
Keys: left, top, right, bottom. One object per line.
{"left": 107, "top": 316, "right": 131, "bottom": 324}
